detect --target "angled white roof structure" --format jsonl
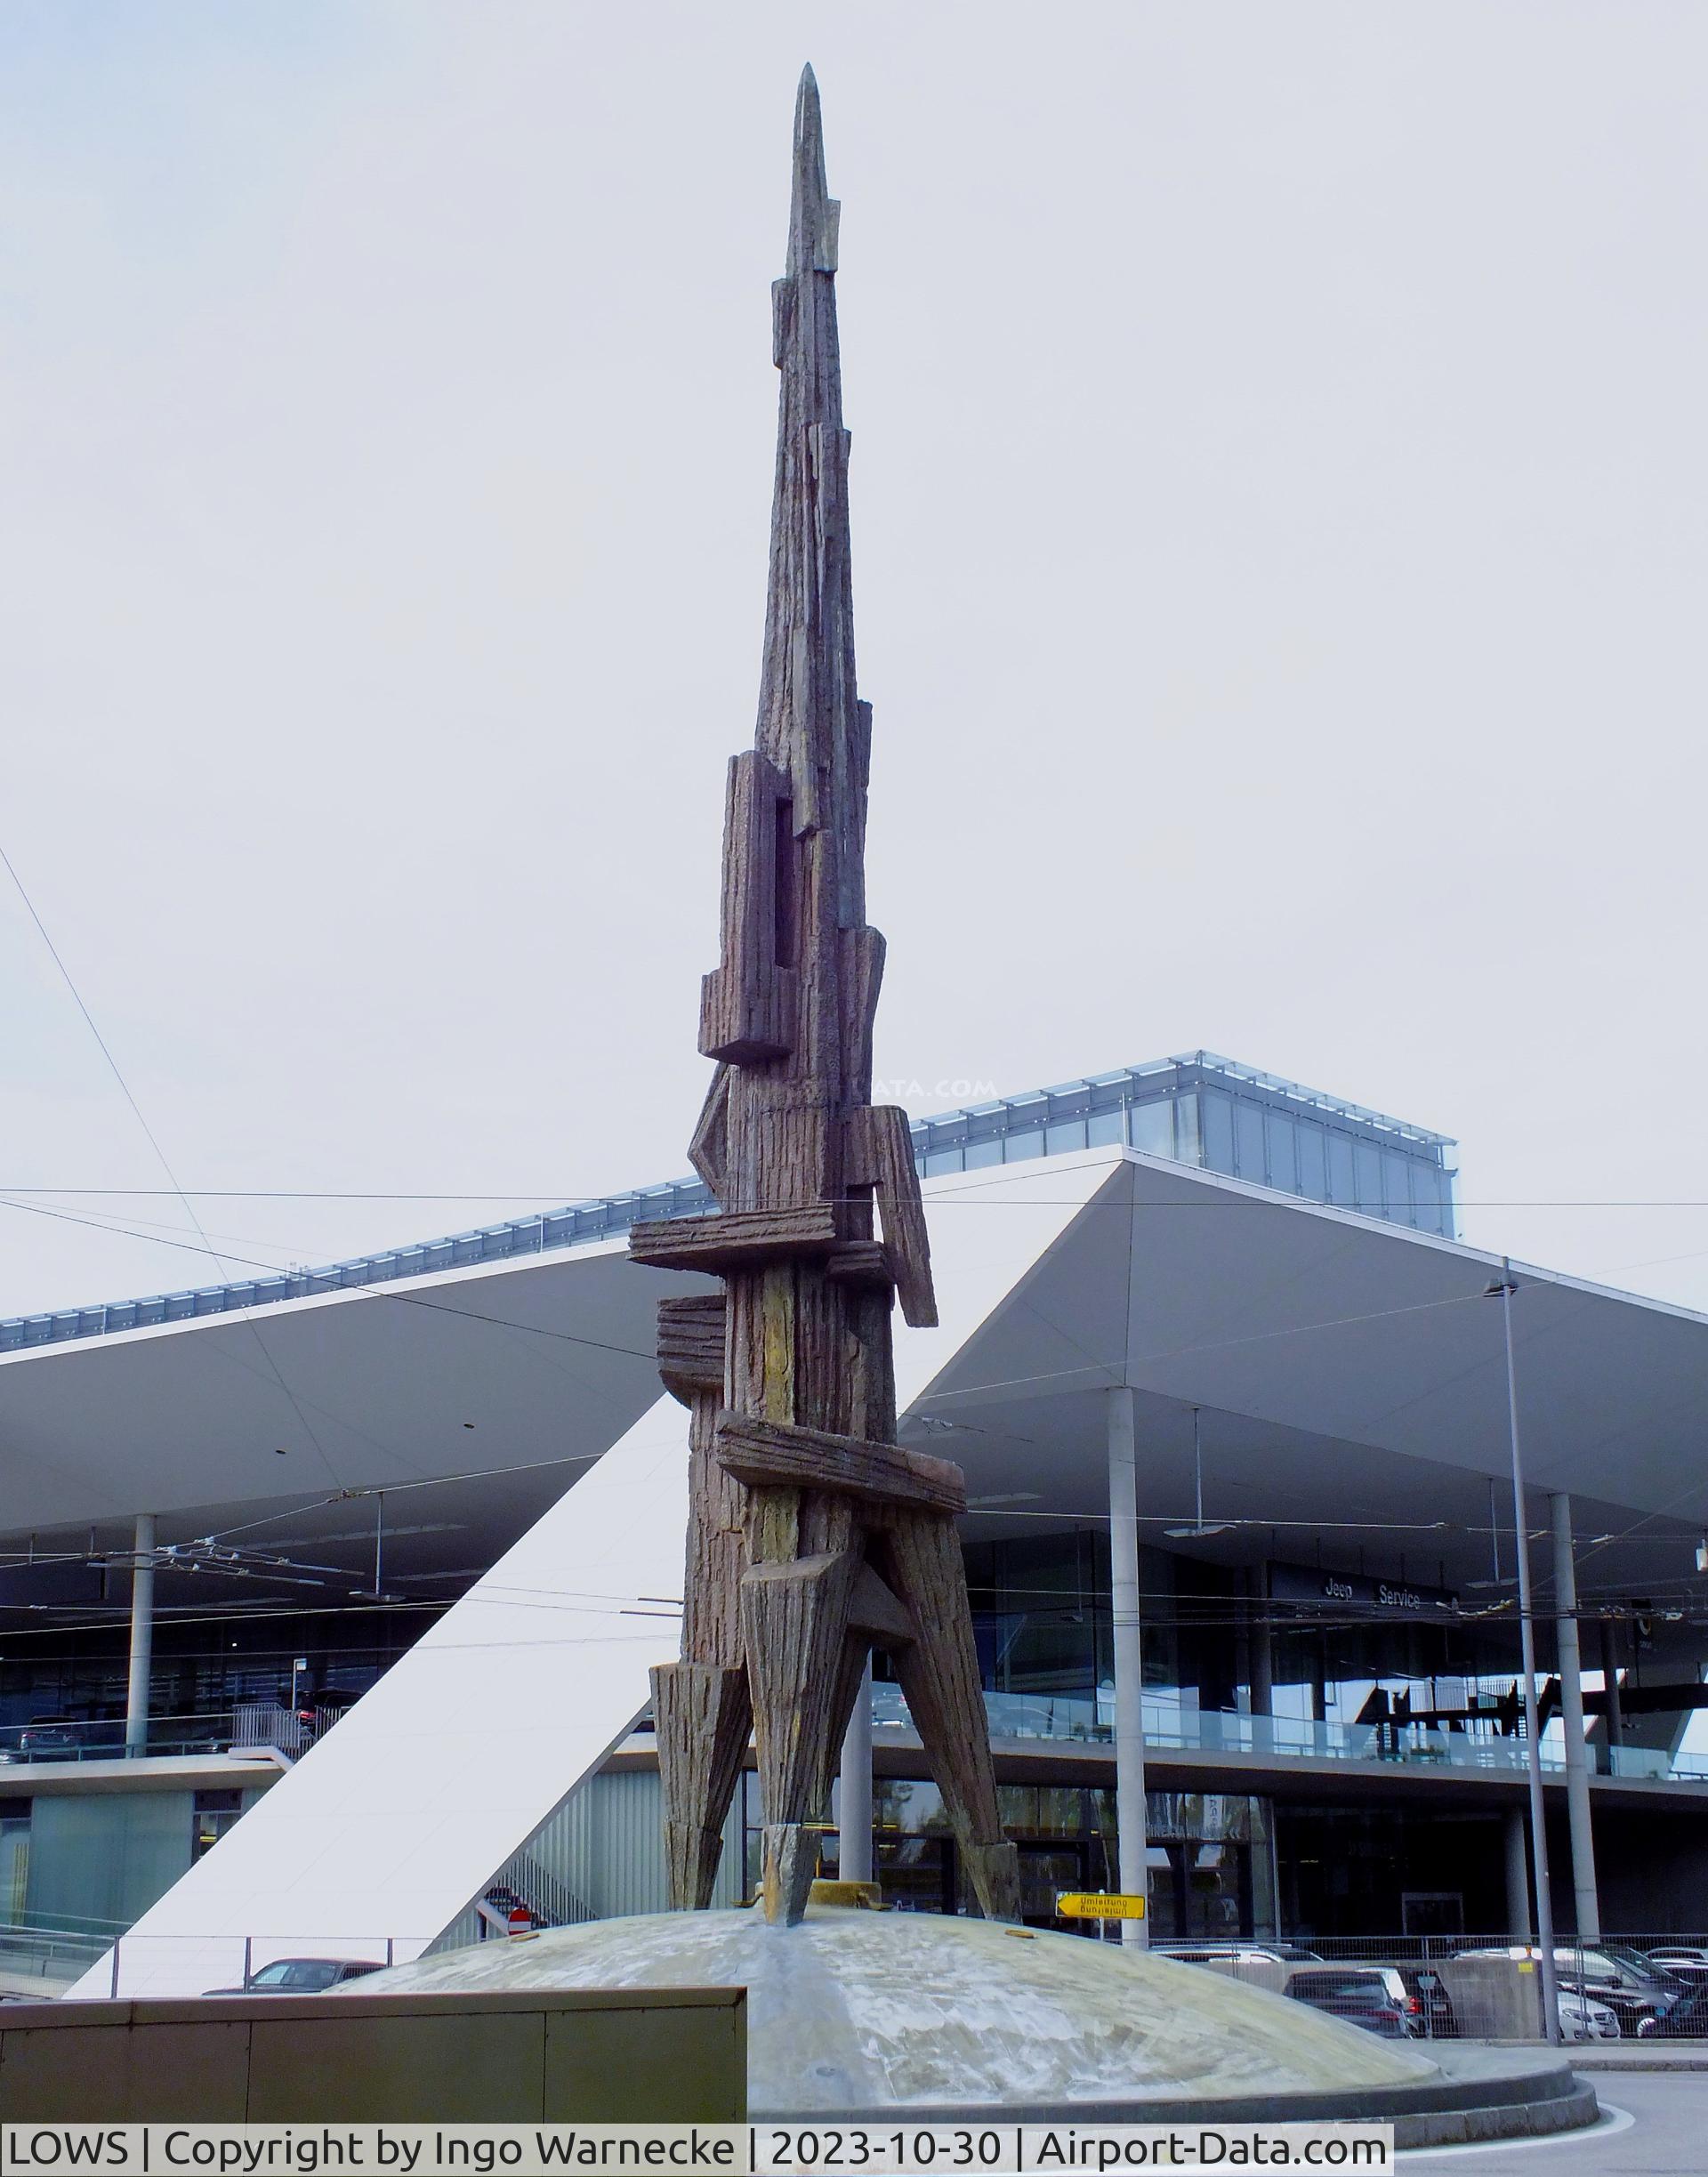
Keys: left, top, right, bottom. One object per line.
{"left": 67, "top": 1157, "right": 1115, "bottom": 1997}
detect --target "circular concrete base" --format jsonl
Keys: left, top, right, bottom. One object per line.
{"left": 356, "top": 1903, "right": 1589, "bottom": 2136}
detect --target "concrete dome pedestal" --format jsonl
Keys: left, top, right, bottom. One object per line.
{"left": 358, "top": 1904, "right": 1595, "bottom": 2142}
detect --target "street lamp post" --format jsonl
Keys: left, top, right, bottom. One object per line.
{"left": 1493, "top": 1262, "right": 1561, "bottom": 2045}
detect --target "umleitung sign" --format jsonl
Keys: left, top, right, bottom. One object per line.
{"left": 1056, "top": 1892, "right": 1147, "bottom": 1921}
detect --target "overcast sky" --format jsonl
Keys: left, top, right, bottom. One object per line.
{"left": 0, "top": 3, "right": 1704, "bottom": 1323}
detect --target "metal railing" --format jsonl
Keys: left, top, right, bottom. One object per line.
{"left": 0, "top": 1705, "right": 349, "bottom": 1768}
{"left": 96, "top": 1899, "right": 587, "bottom": 2003}
{"left": 0, "top": 1917, "right": 118, "bottom": 1987}
{"left": 231, "top": 1703, "right": 350, "bottom": 1760}
{"left": 93, "top": 1933, "right": 407, "bottom": 2003}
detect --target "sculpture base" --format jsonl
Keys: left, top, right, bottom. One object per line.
{"left": 353, "top": 1904, "right": 1593, "bottom": 2139}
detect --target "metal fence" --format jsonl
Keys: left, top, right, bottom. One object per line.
{"left": 89, "top": 1933, "right": 407, "bottom": 2003}
{"left": 0, "top": 1917, "right": 117, "bottom": 1988}
{"left": 1154, "top": 1931, "right": 1708, "bottom": 2041}
{"left": 0, "top": 1704, "right": 350, "bottom": 1769}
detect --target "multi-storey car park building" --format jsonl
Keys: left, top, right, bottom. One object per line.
{"left": 0, "top": 1052, "right": 1703, "bottom": 1993}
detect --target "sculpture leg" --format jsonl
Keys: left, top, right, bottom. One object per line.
{"left": 740, "top": 1546, "right": 861, "bottom": 1924}
{"left": 652, "top": 1660, "right": 752, "bottom": 1909}
{"left": 657, "top": 1389, "right": 751, "bottom": 1909}
{"left": 878, "top": 1510, "right": 1021, "bottom": 1923}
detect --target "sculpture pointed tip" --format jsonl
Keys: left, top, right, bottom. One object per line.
{"left": 794, "top": 65, "right": 824, "bottom": 159}
{"left": 786, "top": 63, "right": 834, "bottom": 275}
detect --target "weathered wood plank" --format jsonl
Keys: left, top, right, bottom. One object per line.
{"left": 657, "top": 1294, "right": 725, "bottom": 1405}
{"left": 824, "top": 1238, "right": 891, "bottom": 1289}
{"left": 847, "top": 1561, "right": 914, "bottom": 1649}
{"left": 687, "top": 1065, "right": 731, "bottom": 1197}
{"left": 681, "top": 1397, "right": 747, "bottom": 1667}
{"left": 714, "top": 1410, "right": 966, "bottom": 1517}
{"left": 741, "top": 1549, "right": 860, "bottom": 1923}
{"left": 629, "top": 1202, "right": 839, "bottom": 1272}
{"left": 650, "top": 1659, "right": 751, "bottom": 1909}
{"left": 849, "top": 1103, "right": 938, "bottom": 1328}
{"left": 699, "top": 751, "right": 797, "bottom": 1064}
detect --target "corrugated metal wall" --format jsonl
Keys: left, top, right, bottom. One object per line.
{"left": 428, "top": 1769, "right": 745, "bottom": 1952}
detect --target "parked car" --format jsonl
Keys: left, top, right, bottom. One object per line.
{"left": 1462, "top": 1946, "right": 1681, "bottom": 2037}
{"left": 203, "top": 1957, "right": 383, "bottom": 1996}
{"left": 1559, "top": 1989, "right": 1621, "bottom": 2042}
{"left": 1287, "top": 1961, "right": 1449, "bottom": 2034}
{"left": 1646, "top": 1945, "right": 1708, "bottom": 1982}
{"left": 1392, "top": 1964, "right": 1455, "bottom": 2037}
{"left": 1285, "top": 1967, "right": 1419, "bottom": 2037}
{"left": 1640, "top": 1980, "right": 1708, "bottom": 2039}
{"left": 8, "top": 1721, "right": 81, "bottom": 1763}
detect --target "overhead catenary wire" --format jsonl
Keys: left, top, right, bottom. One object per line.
{"left": 14, "top": 1183, "right": 1708, "bottom": 1209}
{"left": 0, "top": 845, "right": 346, "bottom": 1488}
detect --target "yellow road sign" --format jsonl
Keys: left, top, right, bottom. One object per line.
{"left": 1056, "top": 1891, "right": 1147, "bottom": 1921}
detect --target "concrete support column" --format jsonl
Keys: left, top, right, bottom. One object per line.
{"left": 1550, "top": 1493, "right": 1601, "bottom": 1942}
{"left": 1108, "top": 1386, "right": 1148, "bottom": 1947}
{"left": 836, "top": 1654, "right": 874, "bottom": 1885}
{"left": 125, "top": 1512, "right": 156, "bottom": 1760}
{"left": 1598, "top": 1620, "right": 1623, "bottom": 1752}
{"left": 1504, "top": 1806, "right": 1533, "bottom": 1939}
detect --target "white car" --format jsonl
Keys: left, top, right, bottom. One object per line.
{"left": 1559, "top": 1988, "right": 1620, "bottom": 2041}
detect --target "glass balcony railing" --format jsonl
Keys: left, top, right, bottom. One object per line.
{"left": 1607, "top": 1744, "right": 1708, "bottom": 1782}
{"left": 869, "top": 1684, "right": 1708, "bottom": 1785}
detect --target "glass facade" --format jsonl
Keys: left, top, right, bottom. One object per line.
{"left": 0, "top": 1051, "right": 1455, "bottom": 1355}
{"left": 937, "top": 1530, "right": 1651, "bottom": 1779}
{"left": 906, "top": 1053, "right": 1455, "bottom": 1243}
{"left": 742, "top": 1772, "right": 1277, "bottom": 1938}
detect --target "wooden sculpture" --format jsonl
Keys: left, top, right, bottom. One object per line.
{"left": 629, "top": 68, "right": 1019, "bottom": 1931}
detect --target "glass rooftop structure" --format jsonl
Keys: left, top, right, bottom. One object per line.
{"left": 0, "top": 1052, "right": 1455, "bottom": 1354}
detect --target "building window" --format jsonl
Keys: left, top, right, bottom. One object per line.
{"left": 1266, "top": 1110, "right": 1298, "bottom": 1194}
{"left": 1235, "top": 1101, "right": 1266, "bottom": 1184}
{"left": 1296, "top": 1122, "right": 1326, "bottom": 1201}
{"left": 1173, "top": 1093, "right": 1202, "bottom": 1165}
{"left": 1203, "top": 1091, "right": 1235, "bottom": 1174}
{"left": 1128, "top": 1101, "right": 1172, "bottom": 1159}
